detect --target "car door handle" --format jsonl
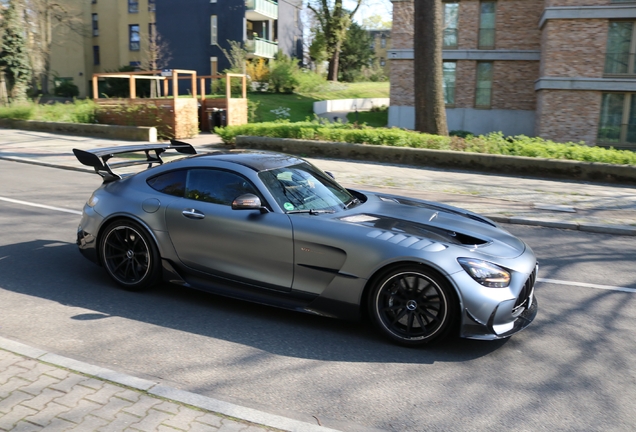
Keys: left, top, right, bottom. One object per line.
{"left": 182, "top": 209, "right": 205, "bottom": 219}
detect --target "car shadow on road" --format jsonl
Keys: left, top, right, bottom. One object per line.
{"left": 0, "top": 239, "right": 510, "bottom": 364}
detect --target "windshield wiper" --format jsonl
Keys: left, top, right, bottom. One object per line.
{"left": 344, "top": 198, "right": 360, "bottom": 210}
{"left": 286, "top": 209, "right": 335, "bottom": 215}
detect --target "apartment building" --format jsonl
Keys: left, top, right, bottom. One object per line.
{"left": 48, "top": 0, "right": 301, "bottom": 97}
{"left": 388, "top": 0, "right": 636, "bottom": 147}
{"left": 368, "top": 29, "right": 391, "bottom": 76}
{"left": 155, "top": 0, "right": 303, "bottom": 77}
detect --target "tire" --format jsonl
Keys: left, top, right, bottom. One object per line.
{"left": 368, "top": 265, "right": 457, "bottom": 346}
{"left": 100, "top": 220, "right": 160, "bottom": 291}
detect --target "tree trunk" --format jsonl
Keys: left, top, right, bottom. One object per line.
{"left": 414, "top": 0, "right": 448, "bottom": 135}
{"left": 327, "top": 43, "right": 341, "bottom": 81}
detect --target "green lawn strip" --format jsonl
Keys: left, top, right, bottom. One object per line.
{"left": 346, "top": 110, "right": 388, "bottom": 128}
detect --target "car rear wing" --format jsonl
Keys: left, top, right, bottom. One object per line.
{"left": 73, "top": 140, "right": 196, "bottom": 182}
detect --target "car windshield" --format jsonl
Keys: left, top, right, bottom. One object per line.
{"left": 258, "top": 162, "right": 356, "bottom": 213}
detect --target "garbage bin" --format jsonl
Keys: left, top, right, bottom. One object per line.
{"left": 208, "top": 108, "right": 227, "bottom": 129}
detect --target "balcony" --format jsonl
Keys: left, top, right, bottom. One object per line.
{"left": 245, "top": 37, "right": 278, "bottom": 59}
{"left": 245, "top": 0, "right": 278, "bottom": 21}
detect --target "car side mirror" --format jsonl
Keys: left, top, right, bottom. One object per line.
{"left": 232, "top": 194, "right": 269, "bottom": 213}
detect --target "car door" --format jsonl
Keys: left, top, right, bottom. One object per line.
{"left": 164, "top": 168, "right": 294, "bottom": 291}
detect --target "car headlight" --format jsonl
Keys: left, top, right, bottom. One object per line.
{"left": 457, "top": 258, "right": 511, "bottom": 288}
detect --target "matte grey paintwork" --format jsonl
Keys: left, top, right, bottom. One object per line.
{"left": 76, "top": 150, "right": 538, "bottom": 340}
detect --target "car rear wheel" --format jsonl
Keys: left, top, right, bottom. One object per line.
{"left": 100, "top": 220, "right": 160, "bottom": 291}
{"left": 369, "top": 265, "right": 457, "bottom": 346}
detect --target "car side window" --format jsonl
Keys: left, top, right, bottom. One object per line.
{"left": 185, "top": 169, "right": 258, "bottom": 206}
{"left": 147, "top": 170, "right": 187, "bottom": 197}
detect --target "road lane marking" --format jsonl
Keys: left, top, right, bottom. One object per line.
{"left": 0, "top": 196, "right": 82, "bottom": 215}
{"left": 537, "top": 277, "right": 636, "bottom": 293}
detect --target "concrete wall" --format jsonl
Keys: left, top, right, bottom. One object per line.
{"left": 313, "top": 98, "right": 391, "bottom": 115}
{"left": 0, "top": 120, "right": 157, "bottom": 142}
{"left": 388, "top": 106, "right": 535, "bottom": 136}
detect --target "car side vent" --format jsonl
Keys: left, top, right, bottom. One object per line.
{"left": 367, "top": 230, "right": 447, "bottom": 251}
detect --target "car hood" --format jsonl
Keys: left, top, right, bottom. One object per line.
{"left": 338, "top": 192, "right": 526, "bottom": 259}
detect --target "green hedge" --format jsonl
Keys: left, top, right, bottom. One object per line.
{"left": 215, "top": 122, "right": 636, "bottom": 166}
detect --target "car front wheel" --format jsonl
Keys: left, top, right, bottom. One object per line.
{"left": 369, "top": 265, "right": 457, "bottom": 346}
{"left": 100, "top": 220, "right": 160, "bottom": 291}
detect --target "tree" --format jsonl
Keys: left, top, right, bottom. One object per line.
{"left": 141, "top": 27, "right": 172, "bottom": 97}
{"left": 361, "top": 14, "right": 391, "bottom": 30}
{"left": 0, "top": 1, "right": 32, "bottom": 101}
{"left": 306, "top": 0, "right": 363, "bottom": 81}
{"left": 21, "top": 0, "right": 85, "bottom": 95}
{"left": 413, "top": 0, "right": 447, "bottom": 135}
{"left": 338, "top": 22, "right": 373, "bottom": 82}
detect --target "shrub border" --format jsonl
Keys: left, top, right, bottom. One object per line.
{"left": 235, "top": 136, "right": 636, "bottom": 184}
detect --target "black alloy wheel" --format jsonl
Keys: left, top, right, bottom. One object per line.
{"left": 100, "top": 220, "right": 160, "bottom": 291}
{"left": 369, "top": 266, "right": 457, "bottom": 346}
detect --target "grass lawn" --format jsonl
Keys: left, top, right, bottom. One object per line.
{"left": 347, "top": 110, "right": 389, "bottom": 127}
{"left": 248, "top": 81, "right": 390, "bottom": 123}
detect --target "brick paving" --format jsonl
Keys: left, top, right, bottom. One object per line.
{"left": 0, "top": 349, "right": 281, "bottom": 432}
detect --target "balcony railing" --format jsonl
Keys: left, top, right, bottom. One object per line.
{"left": 245, "top": 0, "right": 278, "bottom": 20}
{"left": 245, "top": 37, "right": 278, "bottom": 59}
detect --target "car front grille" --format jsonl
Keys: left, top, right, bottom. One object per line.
{"left": 513, "top": 265, "right": 537, "bottom": 314}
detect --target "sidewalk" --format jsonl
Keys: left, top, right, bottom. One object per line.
{"left": 0, "top": 338, "right": 336, "bottom": 432}
{"left": 1, "top": 127, "right": 636, "bottom": 430}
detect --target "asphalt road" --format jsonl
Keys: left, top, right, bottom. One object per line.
{"left": 1, "top": 160, "right": 635, "bottom": 431}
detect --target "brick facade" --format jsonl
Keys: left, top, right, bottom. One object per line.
{"left": 389, "top": 0, "right": 636, "bottom": 145}
{"left": 540, "top": 19, "right": 607, "bottom": 78}
{"left": 492, "top": 61, "right": 540, "bottom": 111}
{"left": 390, "top": 60, "right": 415, "bottom": 106}
{"left": 536, "top": 90, "right": 602, "bottom": 144}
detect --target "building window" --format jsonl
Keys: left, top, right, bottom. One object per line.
{"left": 128, "top": 0, "right": 138, "bottom": 13}
{"left": 605, "top": 21, "right": 636, "bottom": 75}
{"left": 92, "top": 0, "right": 97, "bottom": 4}
{"left": 380, "top": 57, "right": 386, "bottom": 67}
{"left": 93, "top": 46, "right": 100, "bottom": 65}
{"left": 381, "top": 35, "right": 387, "bottom": 48}
{"left": 129, "top": 24, "right": 140, "bottom": 51}
{"left": 598, "top": 93, "right": 636, "bottom": 144}
{"left": 443, "top": 62, "right": 456, "bottom": 106}
{"left": 443, "top": 2, "right": 459, "bottom": 49}
{"left": 130, "top": 61, "right": 141, "bottom": 71}
{"left": 211, "top": 15, "right": 218, "bottom": 45}
{"left": 478, "top": 1, "right": 496, "bottom": 49}
{"left": 475, "top": 61, "right": 493, "bottom": 108}
{"left": 149, "top": 0, "right": 156, "bottom": 12}
{"left": 92, "top": 13, "right": 98, "bottom": 36}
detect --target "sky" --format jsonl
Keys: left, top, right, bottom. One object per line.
{"left": 348, "top": 0, "right": 393, "bottom": 23}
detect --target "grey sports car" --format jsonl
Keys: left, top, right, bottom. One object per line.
{"left": 74, "top": 142, "right": 538, "bottom": 346}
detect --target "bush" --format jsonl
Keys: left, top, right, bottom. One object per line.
{"left": 268, "top": 52, "right": 300, "bottom": 93}
{"left": 53, "top": 81, "right": 79, "bottom": 98}
{"left": 216, "top": 122, "right": 636, "bottom": 166}
{"left": 295, "top": 70, "right": 328, "bottom": 94}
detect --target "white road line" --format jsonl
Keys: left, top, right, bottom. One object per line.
{"left": 0, "top": 196, "right": 82, "bottom": 215}
{"left": 537, "top": 277, "right": 636, "bottom": 293}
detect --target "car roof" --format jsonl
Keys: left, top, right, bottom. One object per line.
{"left": 183, "top": 150, "right": 307, "bottom": 172}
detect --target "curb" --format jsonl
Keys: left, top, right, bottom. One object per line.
{"left": 2, "top": 155, "right": 635, "bottom": 236}
{"left": 0, "top": 336, "right": 341, "bottom": 432}
{"left": 0, "top": 121, "right": 157, "bottom": 142}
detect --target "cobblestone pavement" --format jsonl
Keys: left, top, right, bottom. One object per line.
{"left": 0, "top": 339, "right": 337, "bottom": 432}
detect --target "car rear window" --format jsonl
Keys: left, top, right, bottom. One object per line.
{"left": 147, "top": 170, "right": 187, "bottom": 197}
